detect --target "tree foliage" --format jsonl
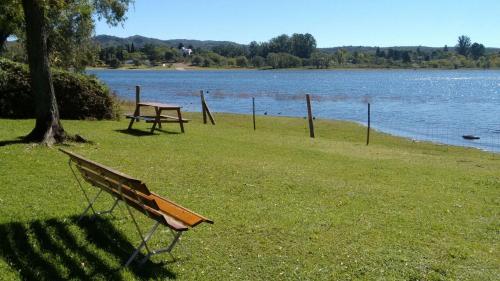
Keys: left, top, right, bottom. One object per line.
{"left": 290, "top": 33, "right": 316, "bottom": 58}
{"left": 2, "top": 0, "right": 132, "bottom": 71}
{"left": 470, "top": 42, "right": 485, "bottom": 60}
{"left": 455, "top": 35, "right": 471, "bottom": 57}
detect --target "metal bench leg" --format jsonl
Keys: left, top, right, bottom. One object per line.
{"left": 78, "top": 189, "right": 104, "bottom": 221}
{"left": 139, "top": 230, "right": 182, "bottom": 265}
{"left": 92, "top": 197, "right": 119, "bottom": 218}
{"left": 69, "top": 159, "right": 100, "bottom": 221}
{"left": 125, "top": 221, "right": 160, "bottom": 267}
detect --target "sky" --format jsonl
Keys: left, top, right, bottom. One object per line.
{"left": 95, "top": 0, "right": 500, "bottom": 48}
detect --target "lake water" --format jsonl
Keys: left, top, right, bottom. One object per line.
{"left": 88, "top": 69, "right": 500, "bottom": 153}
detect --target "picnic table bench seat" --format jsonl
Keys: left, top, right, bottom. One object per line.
{"left": 125, "top": 114, "right": 190, "bottom": 123}
{"left": 60, "top": 148, "right": 212, "bottom": 266}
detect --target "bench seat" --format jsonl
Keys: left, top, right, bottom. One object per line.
{"left": 125, "top": 114, "right": 190, "bottom": 123}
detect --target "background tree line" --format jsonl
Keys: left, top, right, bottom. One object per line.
{"left": 92, "top": 34, "right": 500, "bottom": 69}
{"left": 3, "top": 31, "right": 500, "bottom": 70}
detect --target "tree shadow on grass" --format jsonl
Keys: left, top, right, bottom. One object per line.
{"left": 0, "top": 216, "right": 176, "bottom": 280}
{"left": 0, "top": 137, "right": 29, "bottom": 147}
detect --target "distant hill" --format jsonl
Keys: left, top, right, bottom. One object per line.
{"left": 94, "top": 35, "right": 500, "bottom": 54}
{"left": 319, "top": 46, "right": 500, "bottom": 55}
{"left": 93, "top": 35, "right": 244, "bottom": 49}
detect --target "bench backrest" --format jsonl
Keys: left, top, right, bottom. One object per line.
{"left": 60, "top": 149, "right": 213, "bottom": 230}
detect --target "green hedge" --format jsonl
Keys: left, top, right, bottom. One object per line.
{"left": 0, "top": 58, "right": 119, "bottom": 119}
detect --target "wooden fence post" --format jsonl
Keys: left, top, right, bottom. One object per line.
{"left": 366, "top": 103, "right": 371, "bottom": 145}
{"left": 200, "top": 90, "right": 207, "bottom": 124}
{"left": 306, "top": 94, "right": 315, "bottom": 138}
{"left": 252, "top": 97, "right": 256, "bottom": 130}
{"left": 200, "top": 90, "right": 216, "bottom": 125}
{"left": 135, "top": 85, "right": 141, "bottom": 120}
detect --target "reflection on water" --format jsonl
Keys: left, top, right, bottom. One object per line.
{"left": 88, "top": 69, "right": 500, "bottom": 152}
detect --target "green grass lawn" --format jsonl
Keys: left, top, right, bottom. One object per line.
{"left": 0, "top": 113, "right": 498, "bottom": 280}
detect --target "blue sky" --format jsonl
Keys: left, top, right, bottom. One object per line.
{"left": 95, "top": 0, "right": 500, "bottom": 47}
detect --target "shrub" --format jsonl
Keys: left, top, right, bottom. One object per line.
{"left": 202, "top": 57, "right": 213, "bottom": 67}
{"left": 266, "top": 53, "right": 302, "bottom": 69}
{"left": 235, "top": 56, "right": 248, "bottom": 67}
{"left": 107, "top": 58, "right": 121, "bottom": 68}
{"left": 0, "top": 58, "right": 119, "bottom": 120}
{"left": 206, "top": 52, "right": 226, "bottom": 66}
{"left": 226, "top": 58, "right": 236, "bottom": 67}
{"left": 191, "top": 55, "right": 203, "bottom": 66}
{"left": 251, "top": 56, "right": 266, "bottom": 68}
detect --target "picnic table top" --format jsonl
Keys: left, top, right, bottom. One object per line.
{"left": 138, "top": 102, "right": 181, "bottom": 109}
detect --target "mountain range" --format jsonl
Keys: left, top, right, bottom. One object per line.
{"left": 93, "top": 35, "right": 500, "bottom": 54}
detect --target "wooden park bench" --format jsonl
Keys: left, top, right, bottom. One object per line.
{"left": 60, "top": 148, "right": 213, "bottom": 267}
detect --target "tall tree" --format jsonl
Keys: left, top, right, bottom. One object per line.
{"left": 22, "top": 0, "right": 64, "bottom": 144}
{"left": 248, "top": 41, "right": 259, "bottom": 58}
{"left": 334, "top": 49, "right": 347, "bottom": 65}
{"left": 290, "top": 33, "right": 316, "bottom": 58}
{"left": 455, "top": 35, "right": 471, "bottom": 57}
{"left": 269, "top": 34, "right": 291, "bottom": 54}
{"left": 19, "top": 0, "right": 131, "bottom": 144}
{"left": 470, "top": 42, "right": 485, "bottom": 60}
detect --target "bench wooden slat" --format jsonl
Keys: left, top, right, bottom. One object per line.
{"left": 159, "top": 115, "right": 190, "bottom": 122}
{"left": 126, "top": 114, "right": 190, "bottom": 123}
{"left": 143, "top": 119, "right": 186, "bottom": 123}
{"left": 151, "top": 193, "right": 213, "bottom": 227}
{"left": 60, "top": 149, "right": 151, "bottom": 195}
{"left": 125, "top": 115, "right": 157, "bottom": 122}
{"left": 76, "top": 165, "right": 158, "bottom": 209}
{"left": 76, "top": 165, "right": 189, "bottom": 231}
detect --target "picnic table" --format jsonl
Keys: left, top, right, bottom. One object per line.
{"left": 126, "top": 102, "right": 189, "bottom": 133}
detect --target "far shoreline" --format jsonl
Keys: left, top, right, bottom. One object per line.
{"left": 86, "top": 65, "right": 500, "bottom": 72}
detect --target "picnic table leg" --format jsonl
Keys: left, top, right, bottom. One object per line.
{"left": 127, "top": 117, "right": 136, "bottom": 130}
{"left": 128, "top": 104, "right": 140, "bottom": 130}
{"left": 158, "top": 109, "right": 163, "bottom": 129}
{"left": 177, "top": 108, "right": 185, "bottom": 133}
{"left": 150, "top": 107, "right": 161, "bottom": 133}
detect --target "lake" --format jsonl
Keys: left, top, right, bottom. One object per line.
{"left": 88, "top": 69, "right": 500, "bottom": 153}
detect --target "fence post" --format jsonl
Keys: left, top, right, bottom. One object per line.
{"left": 252, "top": 97, "right": 256, "bottom": 130}
{"left": 306, "top": 94, "right": 315, "bottom": 138}
{"left": 135, "top": 85, "right": 141, "bottom": 120}
{"left": 200, "top": 90, "right": 216, "bottom": 125}
{"left": 200, "top": 90, "right": 207, "bottom": 124}
{"left": 366, "top": 103, "right": 371, "bottom": 145}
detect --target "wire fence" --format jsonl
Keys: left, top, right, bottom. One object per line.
{"left": 179, "top": 89, "right": 500, "bottom": 153}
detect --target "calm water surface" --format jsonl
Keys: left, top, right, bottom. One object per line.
{"left": 88, "top": 69, "right": 500, "bottom": 152}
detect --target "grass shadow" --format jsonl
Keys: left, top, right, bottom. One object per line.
{"left": 0, "top": 216, "right": 176, "bottom": 280}
{"left": 115, "top": 129, "right": 155, "bottom": 137}
{"left": 154, "top": 128, "right": 181, "bottom": 135}
{"left": 115, "top": 129, "right": 181, "bottom": 136}
{"left": 0, "top": 136, "right": 29, "bottom": 147}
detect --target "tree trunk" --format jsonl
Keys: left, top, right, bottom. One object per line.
{"left": 0, "top": 34, "right": 8, "bottom": 53}
{"left": 22, "top": 0, "right": 65, "bottom": 145}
